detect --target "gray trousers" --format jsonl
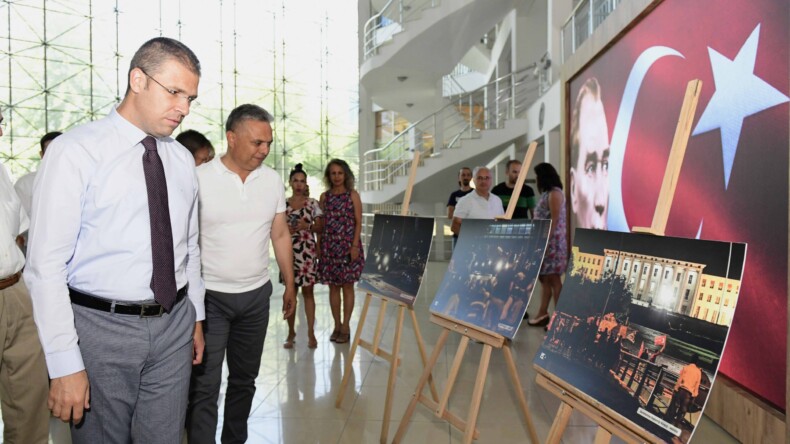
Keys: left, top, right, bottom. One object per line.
{"left": 71, "top": 295, "right": 196, "bottom": 444}
{"left": 186, "top": 282, "right": 271, "bottom": 444}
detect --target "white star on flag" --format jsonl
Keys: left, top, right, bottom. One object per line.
{"left": 692, "top": 24, "right": 789, "bottom": 189}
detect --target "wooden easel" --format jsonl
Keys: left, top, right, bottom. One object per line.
{"left": 537, "top": 78, "right": 703, "bottom": 444}
{"left": 335, "top": 150, "right": 440, "bottom": 444}
{"left": 392, "top": 142, "right": 541, "bottom": 444}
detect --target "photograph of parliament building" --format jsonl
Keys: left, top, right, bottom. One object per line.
{"left": 535, "top": 229, "right": 747, "bottom": 443}
{"left": 572, "top": 245, "right": 741, "bottom": 326}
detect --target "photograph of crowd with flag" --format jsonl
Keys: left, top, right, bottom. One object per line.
{"left": 534, "top": 228, "right": 746, "bottom": 443}
{"left": 430, "top": 219, "right": 550, "bottom": 339}
{"left": 564, "top": 0, "right": 787, "bottom": 409}
{"left": 357, "top": 214, "right": 434, "bottom": 306}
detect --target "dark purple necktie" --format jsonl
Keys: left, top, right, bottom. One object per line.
{"left": 142, "top": 136, "right": 177, "bottom": 312}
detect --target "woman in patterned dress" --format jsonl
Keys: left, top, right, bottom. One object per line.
{"left": 283, "top": 163, "right": 323, "bottom": 349}
{"left": 528, "top": 163, "right": 569, "bottom": 327}
{"left": 317, "top": 159, "right": 364, "bottom": 344}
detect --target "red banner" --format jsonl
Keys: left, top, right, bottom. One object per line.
{"left": 567, "top": 0, "right": 788, "bottom": 409}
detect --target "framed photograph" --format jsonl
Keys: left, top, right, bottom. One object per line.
{"left": 534, "top": 228, "right": 746, "bottom": 442}
{"left": 430, "top": 219, "right": 550, "bottom": 339}
{"left": 358, "top": 214, "right": 434, "bottom": 306}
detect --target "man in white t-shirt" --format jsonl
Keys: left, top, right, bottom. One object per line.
{"left": 186, "top": 104, "right": 296, "bottom": 444}
{"left": 451, "top": 166, "right": 504, "bottom": 237}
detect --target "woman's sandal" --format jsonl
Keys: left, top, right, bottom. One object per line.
{"left": 330, "top": 329, "right": 341, "bottom": 342}
{"left": 527, "top": 314, "right": 550, "bottom": 327}
{"left": 283, "top": 333, "right": 296, "bottom": 349}
{"left": 335, "top": 331, "right": 351, "bottom": 344}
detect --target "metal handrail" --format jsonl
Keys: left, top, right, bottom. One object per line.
{"left": 363, "top": 0, "right": 394, "bottom": 58}
{"left": 362, "top": 63, "right": 539, "bottom": 191}
{"left": 561, "top": 0, "right": 621, "bottom": 61}
{"left": 363, "top": 0, "right": 439, "bottom": 59}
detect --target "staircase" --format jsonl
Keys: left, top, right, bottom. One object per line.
{"left": 361, "top": 0, "right": 518, "bottom": 121}
{"left": 361, "top": 65, "right": 540, "bottom": 204}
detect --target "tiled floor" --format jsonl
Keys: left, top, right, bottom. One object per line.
{"left": 23, "top": 261, "right": 739, "bottom": 443}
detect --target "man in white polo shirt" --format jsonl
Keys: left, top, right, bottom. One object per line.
{"left": 186, "top": 104, "right": 296, "bottom": 443}
{"left": 451, "top": 166, "right": 504, "bottom": 237}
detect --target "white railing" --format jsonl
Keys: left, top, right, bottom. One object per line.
{"left": 362, "top": 63, "right": 539, "bottom": 192}
{"left": 442, "top": 63, "right": 473, "bottom": 96}
{"left": 363, "top": 0, "right": 439, "bottom": 59}
{"left": 561, "top": 0, "right": 621, "bottom": 61}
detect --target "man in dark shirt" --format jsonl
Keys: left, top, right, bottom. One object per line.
{"left": 446, "top": 166, "right": 473, "bottom": 219}
{"left": 492, "top": 159, "right": 536, "bottom": 219}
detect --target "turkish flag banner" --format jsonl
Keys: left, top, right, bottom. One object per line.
{"left": 567, "top": 0, "right": 788, "bottom": 410}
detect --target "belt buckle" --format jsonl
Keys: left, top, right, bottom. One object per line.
{"left": 140, "top": 303, "right": 165, "bottom": 318}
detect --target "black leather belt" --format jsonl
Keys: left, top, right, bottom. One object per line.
{"left": 69, "top": 286, "right": 188, "bottom": 317}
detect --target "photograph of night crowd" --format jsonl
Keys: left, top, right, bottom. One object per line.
{"left": 358, "top": 214, "right": 434, "bottom": 306}
{"left": 534, "top": 229, "right": 746, "bottom": 443}
{"left": 430, "top": 218, "right": 551, "bottom": 339}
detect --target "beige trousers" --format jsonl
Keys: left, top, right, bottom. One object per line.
{"left": 0, "top": 279, "right": 49, "bottom": 444}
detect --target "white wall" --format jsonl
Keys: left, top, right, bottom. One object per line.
{"left": 514, "top": 0, "right": 548, "bottom": 70}
{"left": 548, "top": 0, "right": 573, "bottom": 83}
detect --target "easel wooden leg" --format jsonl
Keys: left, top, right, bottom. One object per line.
{"left": 545, "top": 402, "right": 573, "bottom": 444}
{"left": 437, "top": 336, "right": 469, "bottom": 417}
{"left": 409, "top": 308, "right": 439, "bottom": 402}
{"left": 371, "top": 299, "right": 389, "bottom": 354}
{"left": 336, "top": 293, "right": 373, "bottom": 408}
{"left": 392, "top": 328, "right": 450, "bottom": 444}
{"left": 380, "top": 305, "right": 406, "bottom": 443}
{"left": 462, "top": 344, "right": 493, "bottom": 444}
{"left": 503, "top": 342, "right": 539, "bottom": 443}
{"left": 593, "top": 427, "right": 613, "bottom": 444}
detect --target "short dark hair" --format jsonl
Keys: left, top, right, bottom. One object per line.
{"left": 290, "top": 162, "right": 307, "bottom": 180}
{"left": 176, "top": 129, "right": 213, "bottom": 156}
{"left": 458, "top": 166, "right": 472, "bottom": 186}
{"left": 505, "top": 159, "right": 521, "bottom": 170}
{"left": 225, "top": 104, "right": 274, "bottom": 132}
{"left": 40, "top": 131, "right": 62, "bottom": 154}
{"left": 689, "top": 353, "right": 700, "bottom": 366}
{"left": 126, "top": 37, "right": 201, "bottom": 95}
{"left": 534, "top": 162, "right": 563, "bottom": 193}
{"left": 323, "top": 158, "right": 355, "bottom": 191}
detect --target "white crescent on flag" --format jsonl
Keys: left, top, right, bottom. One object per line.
{"left": 607, "top": 46, "right": 684, "bottom": 232}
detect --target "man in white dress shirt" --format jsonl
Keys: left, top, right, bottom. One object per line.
{"left": 186, "top": 104, "right": 296, "bottom": 443}
{"left": 451, "top": 166, "right": 504, "bottom": 236}
{"left": 0, "top": 111, "right": 50, "bottom": 444}
{"left": 13, "top": 131, "right": 61, "bottom": 254}
{"left": 24, "top": 37, "right": 206, "bottom": 444}
{"left": 14, "top": 131, "right": 61, "bottom": 221}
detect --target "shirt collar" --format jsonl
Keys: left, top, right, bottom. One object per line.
{"left": 212, "top": 156, "right": 262, "bottom": 181}
{"left": 107, "top": 106, "right": 171, "bottom": 149}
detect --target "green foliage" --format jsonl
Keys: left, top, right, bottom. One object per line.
{"left": 563, "top": 271, "right": 633, "bottom": 320}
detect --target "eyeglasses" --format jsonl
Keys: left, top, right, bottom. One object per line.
{"left": 139, "top": 68, "right": 198, "bottom": 106}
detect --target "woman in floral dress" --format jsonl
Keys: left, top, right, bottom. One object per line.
{"left": 528, "top": 162, "right": 568, "bottom": 327}
{"left": 317, "top": 159, "right": 364, "bottom": 344}
{"left": 283, "top": 163, "right": 323, "bottom": 349}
